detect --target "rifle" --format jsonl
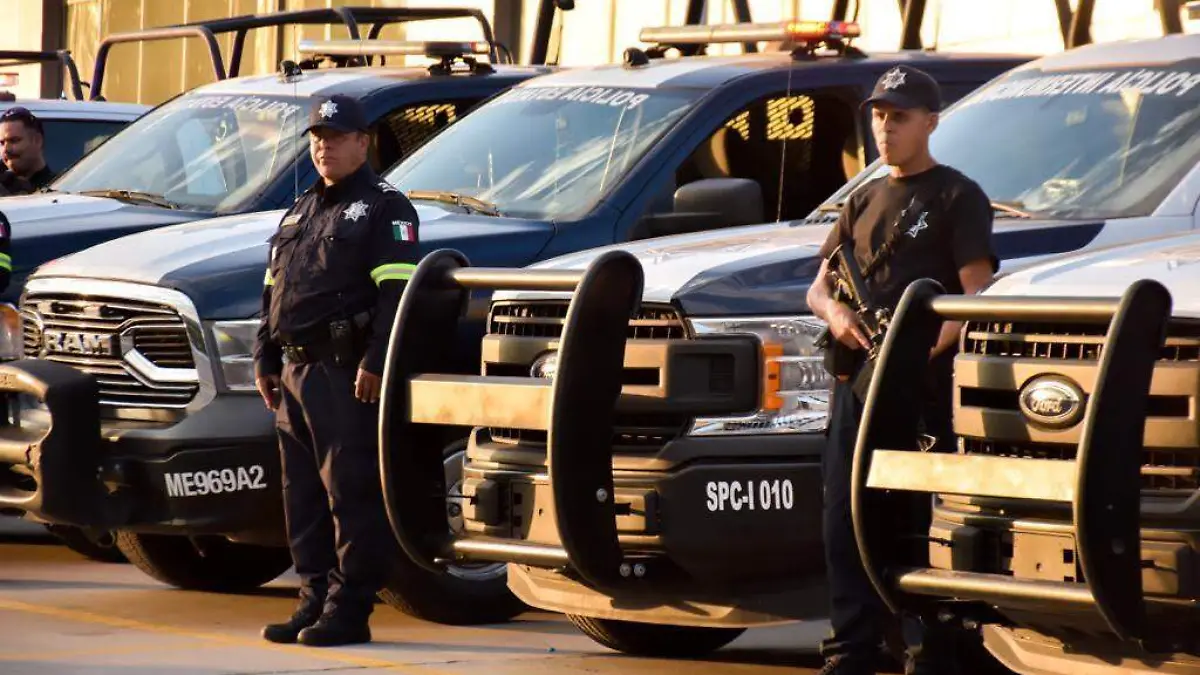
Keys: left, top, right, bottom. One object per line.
{"left": 815, "top": 242, "right": 893, "bottom": 400}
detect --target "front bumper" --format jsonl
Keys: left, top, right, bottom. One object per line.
{"left": 851, "top": 279, "right": 1199, "bottom": 656}
{"left": 0, "top": 359, "right": 282, "bottom": 543}
{"left": 377, "top": 250, "right": 832, "bottom": 627}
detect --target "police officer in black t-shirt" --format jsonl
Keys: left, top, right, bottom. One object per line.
{"left": 253, "top": 94, "right": 420, "bottom": 647}
{"left": 806, "top": 66, "right": 997, "bottom": 675}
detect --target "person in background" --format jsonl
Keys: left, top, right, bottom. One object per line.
{"left": 0, "top": 107, "right": 54, "bottom": 192}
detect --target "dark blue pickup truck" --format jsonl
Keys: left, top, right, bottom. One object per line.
{"left": 4, "top": 19, "right": 1028, "bottom": 626}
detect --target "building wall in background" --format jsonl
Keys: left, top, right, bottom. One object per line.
{"left": 0, "top": 0, "right": 65, "bottom": 100}
{"left": 0, "top": 0, "right": 1192, "bottom": 105}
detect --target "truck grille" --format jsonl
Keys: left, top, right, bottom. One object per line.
{"left": 963, "top": 320, "right": 1200, "bottom": 362}
{"left": 486, "top": 300, "right": 689, "bottom": 452}
{"left": 489, "top": 301, "right": 688, "bottom": 340}
{"left": 964, "top": 439, "right": 1200, "bottom": 492}
{"left": 20, "top": 294, "right": 199, "bottom": 408}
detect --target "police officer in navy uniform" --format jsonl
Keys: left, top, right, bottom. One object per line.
{"left": 807, "top": 67, "right": 997, "bottom": 674}
{"left": 253, "top": 94, "right": 420, "bottom": 647}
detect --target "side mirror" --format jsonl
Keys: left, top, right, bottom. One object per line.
{"left": 635, "top": 178, "right": 764, "bottom": 240}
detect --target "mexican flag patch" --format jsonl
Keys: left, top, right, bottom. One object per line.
{"left": 392, "top": 220, "right": 414, "bottom": 242}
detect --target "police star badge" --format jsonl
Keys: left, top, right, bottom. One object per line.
{"left": 319, "top": 100, "right": 338, "bottom": 119}
{"left": 881, "top": 67, "right": 906, "bottom": 90}
{"left": 343, "top": 200, "right": 369, "bottom": 222}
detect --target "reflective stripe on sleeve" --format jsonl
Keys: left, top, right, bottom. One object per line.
{"left": 370, "top": 263, "right": 417, "bottom": 285}
{"left": 0, "top": 252, "right": 11, "bottom": 271}
{"left": 264, "top": 267, "right": 274, "bottom": 286}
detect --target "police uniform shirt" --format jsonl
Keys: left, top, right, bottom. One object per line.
{"left": 28, "top": 165, "right": 55, "bottom": 192}
{"left": 819, "top": 164, "right": 995, "bottom": 313}
{"left": 255, "top": 163, "right": 420, "bottom": 377}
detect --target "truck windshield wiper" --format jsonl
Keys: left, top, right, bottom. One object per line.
{"left": 407, "top": 190, "right": 500, "bottom": 217}
{"left": 991, "top": 201, "right": 1033, "bottom": 219}
{"left": 80, "top": 189, "right": 180, "bottom": 210}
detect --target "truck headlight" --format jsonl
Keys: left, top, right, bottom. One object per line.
{"left": 0, "top": 303, "right": 23, "bottom": 361}
{"left": 687, "top": 316, "right": 832, "bottom": 435}
{"left": 210, "top": 319, "right": 261, "bottom": 391}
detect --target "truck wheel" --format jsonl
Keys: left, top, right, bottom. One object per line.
{"left": 567, "top": 615, "right": 746, "bottom": 657}
{"left": 378, "top": 440, "right": 525, "bottom": 625}
{"left": 44, "top": 525, "right": 127, "bottom": 563}
{"left": 115, "top": 531, "right": 292, "bottom": 592}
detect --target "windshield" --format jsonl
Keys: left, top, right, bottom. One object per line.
{"left": 821, "top": 63, "right": 1200, "bottom": 221}
{"left": 385, "top": 85, "right": 701, "bottom": 220}
{"left": 53, "top": 93, "right": 307, "bottom": 213}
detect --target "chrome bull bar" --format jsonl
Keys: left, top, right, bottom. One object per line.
{"left": 377, "top": 248, "right": 644, "bottom": 590}
{"left": 850, "top": 278, "right": 1172, "bottom": 644}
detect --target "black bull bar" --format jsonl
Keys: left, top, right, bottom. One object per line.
{"left": 377, "top": 249, "right": 645, "bottom": 589}
{"left": 851, "top": 277, "right": 1173, "bottom": 644}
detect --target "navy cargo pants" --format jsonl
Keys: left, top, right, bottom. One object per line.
{"left": 275, "top": 360, "right": 395, "bottom": 621}
{"left": 820, "top": 351, "right": 955, "bottom": 666}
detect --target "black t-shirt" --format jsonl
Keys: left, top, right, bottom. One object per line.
{"left": 819, "top": 164, "right": 996, "bottom": 312}
{"left": 28, "top": 165, "right": 55, "bottom": 191}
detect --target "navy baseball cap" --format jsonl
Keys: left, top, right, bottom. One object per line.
{"left": 303, "top": 94, "right": 369, "bottom": 134}
{"left": 0, "top": 106, "right": 44, "bottom": 134}
{"left": 862, "top": 65, "right": 942, "bottom": 112}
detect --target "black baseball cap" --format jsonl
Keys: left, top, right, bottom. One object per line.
{"left": 0, "top": 106, "right": 44, "bottom": 134}
{"left": 862, "top": 65, "right": 942, "bottom": 112}
{"left": 303, "top": 94, "right": 369, "bottom": 135}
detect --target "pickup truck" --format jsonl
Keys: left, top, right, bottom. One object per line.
{"left": 1, "top": 19, "right": 1026, "bottom": 626}
{"left": 851, "top": 227, "right": 1200, "bottom": 675}
{"left": 368, "top": 31, "right": 1200, "bottom": 655}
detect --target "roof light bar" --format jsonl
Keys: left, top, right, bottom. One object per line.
{"left": 297, "top": 39, "right": 491, "bottom": 59}
{"left": 640, "top": 20, "right": 860, "bottom": 46}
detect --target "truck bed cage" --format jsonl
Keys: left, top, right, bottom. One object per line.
{"left": 90, "top": 6, "right": 504, "bottom": 100}
{"left": 851, "top": 278, "right": 1173, "bottom": 646}
{"left": 0, "top": 50, "right": 84, "bottom": 101}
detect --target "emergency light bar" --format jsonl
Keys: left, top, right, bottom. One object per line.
{"left": 639, "top": 20, "right": 860, "bottom": 46}
{"left": 297, "top": 38, "right": 491, "bottom": 60}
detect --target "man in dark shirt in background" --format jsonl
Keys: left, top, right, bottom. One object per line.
{"left": 806, "top": 65, "right": 997, "bottom": 675}
{"left": 0, "top": 107, "right": 55, "bottom": 193}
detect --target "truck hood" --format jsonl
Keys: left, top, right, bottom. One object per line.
{"left": 33, "top": 204, "right": 555, "bottom": 318}
{"left": 497, "top": 215, "right": 1117, "bottom": 316}
{"left": 500, "top": 222, "right": 833, "bottom": 316}
{"left": 986, "top": 231, "right": 1200, "bottom": 318}
{"left": 3, "top": 192, "right": 203, "bottom": 302}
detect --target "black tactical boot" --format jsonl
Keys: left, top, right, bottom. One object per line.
{"left": 262, "top": 599, "right": 324, "bottom": 644}
{"left": 296, "top": 609, "right": 372, "bottom": 647}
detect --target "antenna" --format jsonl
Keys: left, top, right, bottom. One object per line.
{"left": 279, "top": 58, "right": 303, "bottom": 204}
{"left": 774, "top": 63, "right": 794, "bottom": 223}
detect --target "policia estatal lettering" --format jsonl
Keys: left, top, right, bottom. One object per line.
{"left": 806, "top": 67, "right": 996, "bottom": 675}
{"left": 252, "top": 95, "right": 420, "bottom": 648}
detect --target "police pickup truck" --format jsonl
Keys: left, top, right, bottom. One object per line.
{"left": 366, "top": 33, "right": 1200, "bottom": 654}
{"left": 0, "top": 5, "right": 541, "bottom": 566}
{"left": 850, "top": 229, "right": 1200, "bottom": 674}
{"left": 0, "top": 4, "right": 535, "bottom": 306}
{"left": 1, "top": 19, "right": 1024, "bottom": 625}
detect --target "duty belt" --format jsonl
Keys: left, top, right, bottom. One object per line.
{"left": 280, "top": 311, "right": 372, "bottom": 366}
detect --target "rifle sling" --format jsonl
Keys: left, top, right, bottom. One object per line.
{"left": 859, "top": 185, "right": 942, "bottom": 282}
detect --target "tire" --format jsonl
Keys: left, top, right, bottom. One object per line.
{"left": 567, "top": 615, "right": 746, "bottom": 657}
{"left": 45, "top": 525, "right": 127, "bottom": 563}
{"left": 377, "top": 439, "right": 526, "bottom": 625}
{"left": 115, "top": 531, "right": 293, "bottom": 593}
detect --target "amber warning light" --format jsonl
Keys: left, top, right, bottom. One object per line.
{"left": 639, "top": 20, "right": 860, "bottom": 46}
